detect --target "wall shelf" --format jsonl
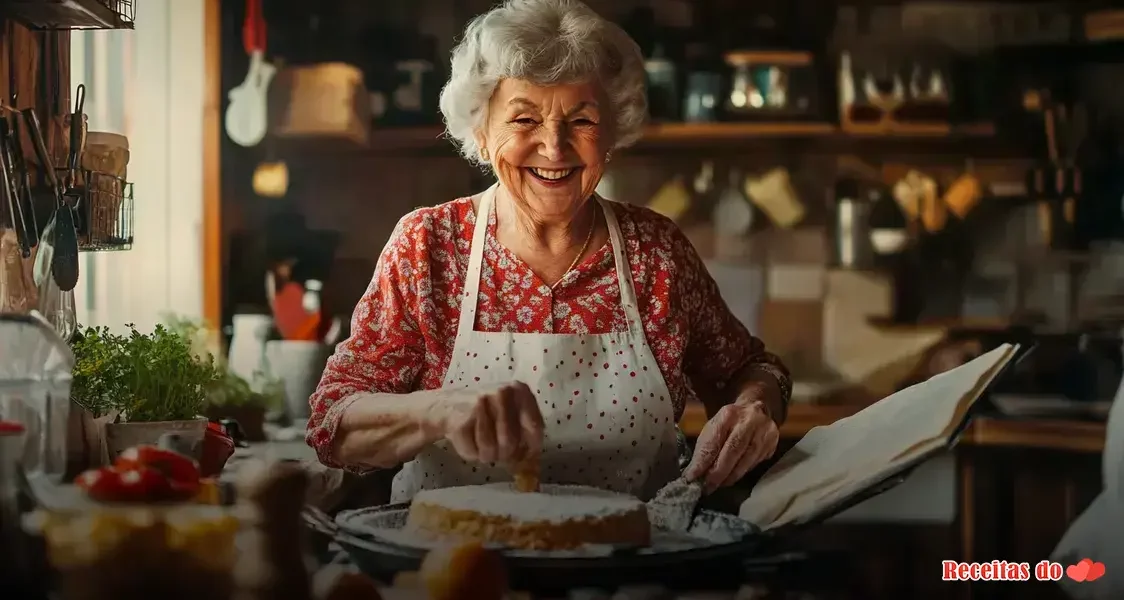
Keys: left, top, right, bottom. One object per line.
{"left": 4, "top": 0, "right": 135, "bottom": 30}
{"left": 279, "top": 121, "right": 1015, "bottom": 159}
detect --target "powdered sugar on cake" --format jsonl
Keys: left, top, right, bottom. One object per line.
{"left": 411, "top": 483, "right": 645, "bottom": 523}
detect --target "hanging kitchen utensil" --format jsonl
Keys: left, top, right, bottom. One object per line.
{"left": 32, "top": 215, "right": 76, "bottom": 341}
{"left": 45, "top": 85, "right": 85, "bottom": 293}
{"left": 944, "top": 161, "right": 983, "bottom": 221}
{"left": 744, "top": 168, "right": 806, "bottom": 229}
{"left": 5, "top": 45, "right": 37, "bottom": 254}
{"left": 6, "top": 115, "right": 39, "bottom": 252}
{"left": 646, "top": 177, "right": 692, "bottom": 222}
{"left": 273, "top": 62, "right": 369, "bottom": 146}
{"left": 0, "top": 120, "right": 30, "bottom": 258}
{"left": 225, "top": 0, "right": 276, "bottom": 147}
{"left": 712, "top": 169, "right": 753, "bottom": 236}
{"left": 831, "top": 178, "right": 875, "bottom": 269}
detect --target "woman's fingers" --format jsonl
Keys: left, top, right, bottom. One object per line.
{"left": 492, "top": 386, "right": 519, "bottom": 461}
{"left": 448, "top": 413, "right": 480, "bottom": 462}
{"left": 510, "top": 382, "right": 544, "bottom": 458}
{"left": 454, "top": 382, "right": 543, "bottom": 466}
{"left": 722, "top": 447, "right": 759, "bottom": 488}
{"left": 720, "top": 417, "right": 780, "bottom": 488}
{"left": 706, "top": 420, "right": 752, "bottom": 492}
{"left": 474, "top": 395, "right": 498, "bottom": 463}
{"left": 749, "top": 422, "right": 780, "bottom": 470}
{"left": 684, "top": 411, "right": 732, "bottom": 481}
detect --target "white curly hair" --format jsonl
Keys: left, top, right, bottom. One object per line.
{"left": 439, "top": 0, "right": 648, "bottom": 166}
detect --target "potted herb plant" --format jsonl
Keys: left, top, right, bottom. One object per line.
{"left": 164, "top": 315, "right": 282, "bottom": 442}
{"left": 70, "top": 324, "right": 220, "bottom": 461}
{"left": 202, "top": 369, "right": 282, "bottom": 442}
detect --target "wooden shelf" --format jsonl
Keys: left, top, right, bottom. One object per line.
{"left": 866, "top": 317, "right": 1014, "bottom": 332}
{"left": 6, "top": 0, "right": 135, "bottom": 30}
{"left": 280, "top": 121, "right": 1014, "bottom": 159}
{"left": 642, "top": 121, "right": 837, "bottom": 141}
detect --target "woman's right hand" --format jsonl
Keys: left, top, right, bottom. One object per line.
{"left": 440, "top": 382, "right": 544, "bottom": 465}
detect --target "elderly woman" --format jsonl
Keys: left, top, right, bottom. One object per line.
{"left": 307, "top": 0, "right": 791, "bottom": 504}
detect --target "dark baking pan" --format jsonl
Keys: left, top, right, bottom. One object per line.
{"left": 334, "top": 503, "right": 765, "bottom": 591}
{"left": 330, "top": 468, "right": 910, "bottom": 593}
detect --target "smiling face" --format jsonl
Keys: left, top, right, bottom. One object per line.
{"left": 475, "top": 78, "right": 610, "bottom": 223}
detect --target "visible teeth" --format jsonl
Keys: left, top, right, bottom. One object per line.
{"left": 530, "top": 167, "right": 575, "bottom": 181}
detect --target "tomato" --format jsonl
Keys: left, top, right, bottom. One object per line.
{"left": 115, "top": 445, "right": 201, "bottom": 493}
{"left": 76, "top": 467, "right": 128, "bottom": 501}
{"left": 76, "top": 466, "right": 171, "bottom": 502}
{"left": 116, "top": 466, "right": 173, "bottom": 500}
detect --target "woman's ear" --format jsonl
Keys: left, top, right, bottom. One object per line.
{"left": 473, "top": 130, "right": 488, "bottom": 162}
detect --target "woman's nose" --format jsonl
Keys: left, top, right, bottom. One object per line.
{"left": 537, "top": 123, "right": 567, "bottom": 162}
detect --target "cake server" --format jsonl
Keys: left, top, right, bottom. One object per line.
{"left": 646, "top": 476, "right": 703, "bottom": 532}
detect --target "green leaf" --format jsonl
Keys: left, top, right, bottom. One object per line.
{"left": 69, "top": 322, "right": 220, "bottom": 422}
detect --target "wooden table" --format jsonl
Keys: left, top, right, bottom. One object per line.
{"left": 679, "top": 401, "right": 1107, "bottom": 600}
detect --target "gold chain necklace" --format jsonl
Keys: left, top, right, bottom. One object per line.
{"left": 550, "top": 208, "right": 596, "bottom": 290}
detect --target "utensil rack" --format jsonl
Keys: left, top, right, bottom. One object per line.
{"left": 55, "top": 167, "right": 133, "bottom": 251}
{"left": 2, "top": 0, "right": 135, "bottom": 30}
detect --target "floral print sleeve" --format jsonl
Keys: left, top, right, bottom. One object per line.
{"left": 305, "top": 214, "right": 427, "bottom": 467}
{"left": 670, "top": 226, "right": 792, "bottom": 410}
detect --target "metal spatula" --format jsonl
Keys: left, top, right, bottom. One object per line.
{"left": 646, "top": 476, "right": 703, "bottom": 532}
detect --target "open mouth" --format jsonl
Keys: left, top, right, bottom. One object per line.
{"left": 526, "top": 167, "right": 579, "bottom": 184}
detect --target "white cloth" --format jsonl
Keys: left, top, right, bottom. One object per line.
{"left": 390, "top": 186, "right": 680, "bottom": 503}
{"left": 1051, "top": 352, "right": 1124, "bottom": 599}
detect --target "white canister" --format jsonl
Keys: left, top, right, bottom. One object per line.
{"left": 264, "top": 340, "right": 331, "bottom": 422}
{"left": 228, "top": 314, "right": 274, "bottom": 387}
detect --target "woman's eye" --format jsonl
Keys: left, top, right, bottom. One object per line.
{"left": 573, "top": 118, "right": 596, "bottom": 125}
{"left": 513, "top": 118, "right": 537, "bottom": 125}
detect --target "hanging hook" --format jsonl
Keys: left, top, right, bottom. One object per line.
{"left": 72, "top": 83, "right": 85, "bottom": 115}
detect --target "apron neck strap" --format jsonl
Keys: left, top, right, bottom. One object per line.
{"left": 598, "top": 195, "right": 644, "bottom": 334}
{"left": 456, "top": 186, "right": 644, "bottom": 337}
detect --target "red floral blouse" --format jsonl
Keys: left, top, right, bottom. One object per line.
{"left": 306, "top": 197, "right": 790, "bottom": 467}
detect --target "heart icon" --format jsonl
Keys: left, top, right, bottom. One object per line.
{"left": 1067, "top": 560, "right": 1091, "bottom": 582}
{"left": 1087, "top": 561, "right": 1106, "bottom": 582}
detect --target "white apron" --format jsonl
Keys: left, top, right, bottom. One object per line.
{"left": 1051, "top": 335, "right": 1124, "bottom": 599}
{"left": 390, "top": 187, "right": 681, "bottom": 503}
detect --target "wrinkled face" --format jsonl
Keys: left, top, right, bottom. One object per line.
{"left": 475, "top": 78, "right": 610, "bottom": 223}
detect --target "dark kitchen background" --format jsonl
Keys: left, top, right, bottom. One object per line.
{"left": 229, "top": 1, "right": 1124, "bottom": 598}
{"left": 0, "top": 0, "right": 1122, "bottom": 598}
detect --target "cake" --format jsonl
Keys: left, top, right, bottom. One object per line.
{"left": 405, "top": 483, "right": 651, "bottom": 550}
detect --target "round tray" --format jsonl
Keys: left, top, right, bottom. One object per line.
{"left": 334, "top": 503, "right": 769, "bottom": 592}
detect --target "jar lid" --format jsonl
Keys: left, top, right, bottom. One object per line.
{"left": 0, "top": 420, "right": 25, "bottom": 434}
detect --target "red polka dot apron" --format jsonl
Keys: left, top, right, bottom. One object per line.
{"left": 390, "top": 186, "right": 680, "bottom": 503}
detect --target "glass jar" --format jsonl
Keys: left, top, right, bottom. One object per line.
{"left": 0, "top": 315, "right": 74, "bottom": 481}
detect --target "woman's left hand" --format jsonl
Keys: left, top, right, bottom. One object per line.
{"left": 685, "top": 399, "right": 780, "bottom": 494}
